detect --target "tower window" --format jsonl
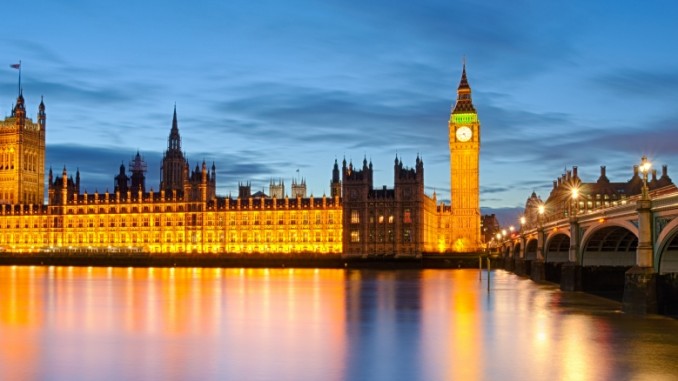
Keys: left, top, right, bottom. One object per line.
{"left": 404, "top": 209, "right": 412, "bottom": 224}
{"left": 351, "top": 210, "right": 360, "bottom": 224}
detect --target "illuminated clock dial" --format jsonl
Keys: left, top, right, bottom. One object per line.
{"left": 456, "top": 126, "right": 472, "bottom": 142}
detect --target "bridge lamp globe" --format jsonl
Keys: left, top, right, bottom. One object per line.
{"left": 509, "top": 226, "right": 515, "bottom": 232}
{"left": 501, "top": 229, "right": 507, "bottom": 237}
{"left": 640, "top": 155, "right": 652, "bottom": 199}
{"left": 571, "top": 187, "right": 579, "bottom": 200}
{"left": 640, "top": 155, "right": 652, "bottom": 175}
{"left": 520, "top": 216, "right": 526, "bottom": 226}
{"left": 538, "top": 205, "right": 545, "bottom": 215}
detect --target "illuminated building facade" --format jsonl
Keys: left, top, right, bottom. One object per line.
{"left": 448, "top": 64, "right": 481, "bottom": 252}
{"left": 523, "top": 165, "right": 675, "bottom": 227}
{"left": 0, "top": 65, "right": 483, "bottom": 255}
{"left": 0, "top": 92, "right": 45, "bottom": 205}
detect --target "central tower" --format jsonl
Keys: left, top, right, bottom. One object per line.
{"left": 160, "top": 106, "right": 187, "bottom": 193}
{"left": 449, "top": 64, "right": 480, "bottom": 252}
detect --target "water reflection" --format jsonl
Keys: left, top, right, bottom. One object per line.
{"left": 0, "top": 266, "right": 677, "bottom": 381}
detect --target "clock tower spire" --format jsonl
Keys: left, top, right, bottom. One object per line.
{"left": 449, "top": 63, "right": 481, "bottom": 252}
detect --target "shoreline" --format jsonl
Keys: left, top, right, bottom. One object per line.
{"left": 0, "top": 252, "right": 498, "bottom": 269}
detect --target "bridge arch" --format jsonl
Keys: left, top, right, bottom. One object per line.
{"left": 502, "top": 244, "right": 511, "bottom": 258}
{"left": 524, "top": 238, "right": 538, "bottom": 260}
{"left": 544, "top": 233, "right": 570, "bottom": 263}
{"left": 580, "top": 223, "right": 638, "bottom": 266}
{"left": 513, "top": 242, "right": 522, "bottom": 259}
{"left": 655, "top": 218, "right": 678, "bottom": 273}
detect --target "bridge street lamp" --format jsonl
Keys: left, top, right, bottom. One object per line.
{"left": 640, "top": 155, "right": 651, "bottom": 200}
{"left": 538, "top": 204, "right": 545, "bottom": 225}
{"left": 570, "top": 187, "right": 580, "bottom": 218}
{"left": 537, "top": 203, "right": 545, "bottom": 261}
{"left": 622, "top": 156, "right": 657, "bottom": 313}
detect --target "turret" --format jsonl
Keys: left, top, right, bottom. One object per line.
{"left": 115, "top": 162, "right": 129, "bottom": 194}
{"left": 38, "top": 96, "right": 46, "bottom": 131}
{"left": 61, "top": 166, "right": 68, "bottom": 205}
{"left": 331, "top": 159, "right": 341, "bottom": 198}
{"left": 129, "top": 151, "right": 147, "bottom": 194}
{"left": 200, "top": 161, "right": 207, "bottom": 202}
{"left": 76, "top": 168, "right": 81, "bottom": 193}
{"left": 13, "top": 92, "right": 26, "bottom": 127}
{"left": 169, "top": 105, "right": 181, "bottom": 150}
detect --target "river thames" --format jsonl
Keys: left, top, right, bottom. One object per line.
{"left": 0, "top": 266, "right": 677, "bottom": 381}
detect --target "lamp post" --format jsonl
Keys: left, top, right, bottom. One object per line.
{"left": 571, "top": 187, "right": 579, "bottom": 217}
{"left": 537, "top": 203, "right": 545, "bottom": 260}
{"left": 640, "top": 155, "right": 651, "bottom": 200}
{"left": 623, "top": 155, "right": 656, "bottom": 313}
{"left": 538, "top": 204, "right": 545, "bottom": 224}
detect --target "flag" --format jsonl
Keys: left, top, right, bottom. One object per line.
{"left": 10, "top": 63, "right": 20, "bottom": 70}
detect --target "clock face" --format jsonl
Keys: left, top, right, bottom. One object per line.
{"left": 456, "top": 126, "right": 472, "bottom": 142}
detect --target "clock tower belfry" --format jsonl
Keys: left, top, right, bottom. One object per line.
{"left": 449, "top": 64, "right": 480, "bottom": 252}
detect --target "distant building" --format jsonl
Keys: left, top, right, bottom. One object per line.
{"left": 269, "top": 179, "right": 285, "bottom": 199}
{"left": 481, "top": 214, "right": 501, "bottom": 244}
{"left": 524, "top": 165, "right": 676, "bottom": 226}
{"left": 291, "top": 178, "right": 307, "bottom": 198}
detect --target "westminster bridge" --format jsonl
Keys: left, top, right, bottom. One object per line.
{"left": 498, "top": 188, "right": 678, "bottom": 315}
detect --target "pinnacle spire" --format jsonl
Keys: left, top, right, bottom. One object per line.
{"left": 452, "top": 62, "right": 476, "bottom": 114}
{"left": 458, "top": 62, "right": 470, "bottom": 91}
{"left": 171, "top": 104, "right": 178, "bottom": 133}
{"left": 168, "top": 105, "right": 181, "bottom": 151}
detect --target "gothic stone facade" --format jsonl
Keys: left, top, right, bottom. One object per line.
{"left": 0, "top": 66, "right": 482, "bottom": 255}
{"left": 0, "top": 93, "right": 45, "bottom": 205}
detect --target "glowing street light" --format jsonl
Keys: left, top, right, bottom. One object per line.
{"left": 570, "top": 186, "right": 580, "bottom": 217}
{"left": 640, "top": 155, "right": 652, "bottom": 199}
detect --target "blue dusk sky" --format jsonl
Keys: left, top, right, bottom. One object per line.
{"left": 2, "top": 1, "right": 678, "bottom": 224}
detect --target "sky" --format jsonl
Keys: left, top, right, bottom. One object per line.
{"left": 2, "top": 0, "right": 678, "bottom": 225}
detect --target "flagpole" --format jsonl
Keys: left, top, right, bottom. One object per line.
{"left": 18, "top": 60, "right": 21, "bottom": 95}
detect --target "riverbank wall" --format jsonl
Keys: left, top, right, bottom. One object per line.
{"left": 0, "top": 252, "right": 501, "bottom": 269}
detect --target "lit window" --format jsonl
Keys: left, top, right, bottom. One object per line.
{"left": 350, "top": 230, "right": 360, "bottom": 242}
{"left": 351, "top": 210, "right": 360, "bottom": 224}
{"left": 404, "top": 229, "right": 411, "bottom": 242}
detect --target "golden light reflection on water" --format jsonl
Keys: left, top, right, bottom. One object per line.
{"left": 0, "top": 266, "right": 347, "bottom": 381}
{"left": 421, "top": 269, "right": 481, "bottom": 381}
{"left": 1, "top": 267, "right": 678, "bottom": 381}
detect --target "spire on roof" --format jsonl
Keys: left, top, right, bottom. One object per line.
{"left": 451, "top": 61, "right": 476, "bottom": 114}
{"left": 168, "top": 105, "right": 181, "bottom": 151}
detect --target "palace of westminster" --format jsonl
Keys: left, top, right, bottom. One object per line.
{"left": 0, "top": 66, "right": 483, "bottom": 256}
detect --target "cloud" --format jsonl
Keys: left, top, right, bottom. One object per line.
{"left": 592, "top": 68, "right": 678, "bottom": 98}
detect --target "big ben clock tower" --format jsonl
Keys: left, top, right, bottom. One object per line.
{"left": 449, "top": 64, "right": 480, "bottom": 252}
